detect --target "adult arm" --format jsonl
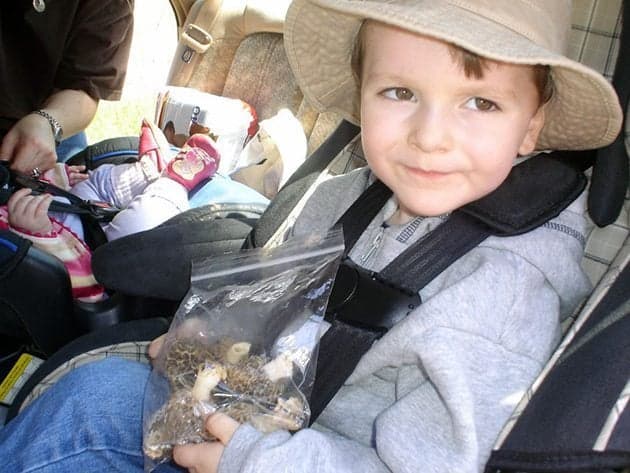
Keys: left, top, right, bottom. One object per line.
{"left": 2, "top": 0, "right": 133, "bottom": 173}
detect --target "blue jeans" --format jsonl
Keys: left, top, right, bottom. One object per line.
{"left": 56, "top": 131, "right": 88, "bottom": 162}
{"left": 0, "top": 358, "right": 184, "bottom": 472}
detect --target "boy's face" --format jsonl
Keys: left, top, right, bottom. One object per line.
{"left": 359, "top": 22, "right": 546, "bottom": 222}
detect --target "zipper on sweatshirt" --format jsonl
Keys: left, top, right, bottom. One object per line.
{"left": 360, "top": 225, "right": 386, "bottom": 265}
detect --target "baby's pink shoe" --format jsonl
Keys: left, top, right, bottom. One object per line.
{"left": 163, "top": 134, "right": 220, "bottom": 191}
{"left": 138, "top": 118, "right": 171, "bottom": 179}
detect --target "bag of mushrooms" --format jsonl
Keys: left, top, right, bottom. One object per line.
{"left": 142, "top": 230, "right": 344, "bottom": 471}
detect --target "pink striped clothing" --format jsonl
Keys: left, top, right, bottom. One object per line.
{"left": 0, "top": 207, "right": 106, "bottom": 302}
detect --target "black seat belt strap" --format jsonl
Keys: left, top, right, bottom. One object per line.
{"left": 380, "top": 211, "right": 491, "bottom": 294}
{"left": 310, "top": 321, "right": 384, "bottom": 419}
{"left": 335, "top": 179, "right": 392, "bottom": 252}
{"left": 310, "top": 192, "right": 493, "bottom": 420}
{"left": 10, "top": 169, "right": 121, "bottom": 222}
{"left": 5, "top": 169, "right": 115, "bottom": 248}
{"left": 247, "top": 120, "right": 360, "bottom": 249}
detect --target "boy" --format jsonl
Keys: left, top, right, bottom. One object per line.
{"left": 0, "top": 1, "right": 622, "bottom": 472}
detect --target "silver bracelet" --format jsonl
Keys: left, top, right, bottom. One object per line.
{"left": 32, "top": 109, "right": 63, "bottom": 145}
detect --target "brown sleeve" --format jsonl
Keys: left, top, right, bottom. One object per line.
{"left": 56, "top": 0, "right": 135, "bottom": 100}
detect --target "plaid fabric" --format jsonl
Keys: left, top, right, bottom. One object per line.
{"left": 19, "top": 342, "right": 151, "bottom": 413}
{"left": 569, "top": 0, "right": 623, "bottom": 80}
{"left": 583, "top": 192, "right": 629, "bottom": 286}
{"left": 329, "top": 135, "right": 366, "bottom": 176}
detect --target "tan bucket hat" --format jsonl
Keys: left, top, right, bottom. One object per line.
{"left": 284, "top": 0, "right": 623, "bottom": 151}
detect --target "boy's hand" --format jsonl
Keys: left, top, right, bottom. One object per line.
{"left": 66, "top": 164, "right": 88, "bottom": 186}
{"left": 173, "top": 413, "right": 240, "bottom": 473}
{"left": 7, "top": 187, "right": 54, "bottom": 234}
{"left": 148, "top": 334, "right": 165, "bottom": 361}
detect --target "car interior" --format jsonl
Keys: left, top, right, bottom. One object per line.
{"left": 0, "top": 0, "right": 628, "bottom": 471}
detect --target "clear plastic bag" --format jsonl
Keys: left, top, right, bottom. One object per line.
{"left": 142, "top": 229, "right": 344, "bottom": 470}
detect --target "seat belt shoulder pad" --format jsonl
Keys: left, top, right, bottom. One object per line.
{"left": 463, "top": 152, "right": 587, "bottom": 236}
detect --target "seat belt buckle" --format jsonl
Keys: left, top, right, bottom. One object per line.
{"left": 86, "top": 201, "right": 120, "bottom": 222}
{"left": 180, "top": 23, "right": 213, "bottom": 63}
{"left": 326, "top": 261, "right": 420, "bottom": 333}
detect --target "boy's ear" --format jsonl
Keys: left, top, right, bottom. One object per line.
{"left": 518, "top": 106, "right": 546, "bottom": 155}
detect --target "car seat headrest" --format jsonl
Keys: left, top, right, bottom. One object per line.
{"left": 170, "top": 0, "right": 289, "bottom": 90}
{"left": 187, "top": 0, "right": 287, "bottom": 42}
{"left": 225, "top": 0, "right": 287, "bottom": 38}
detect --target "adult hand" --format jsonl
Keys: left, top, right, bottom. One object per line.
{"left": 7, "top": 187, "right": 54, "bottom": 234}
{"left": 1, "top": 114, "right": 57, "bottom": 174}
{"left": 173, "top": 413, "right": 240, "bottom": 473}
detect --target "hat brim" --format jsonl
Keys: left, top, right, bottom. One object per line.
{"left": 284, "top": 0, "right": 622, "bottom": 150}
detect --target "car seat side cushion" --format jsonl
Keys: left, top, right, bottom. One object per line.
{"left": 588, "top": 0, "right": 630, "bottom": 227}
{"left": 92, "top": 217, "right": 254, "bottom": 301}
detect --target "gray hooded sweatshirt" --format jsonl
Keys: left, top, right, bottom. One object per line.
{"left": 219, "top": 165, "right": 591, "bottom": 473}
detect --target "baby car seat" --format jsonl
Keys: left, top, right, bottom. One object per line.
{"left": 0, "top": 0, "right": 351, "bottom": 359}
{"left": 0, "top": 139, "right": 139, "bottom": 358}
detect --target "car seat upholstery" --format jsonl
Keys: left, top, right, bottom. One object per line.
{"left": 166, "top": 0, "right": 342, "bottom": 156}
{"left": 167, "top": 0, "right": 197, "bottom": 28}
{"left": 0, "top": 233, "right": 77, "bottom": 355}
